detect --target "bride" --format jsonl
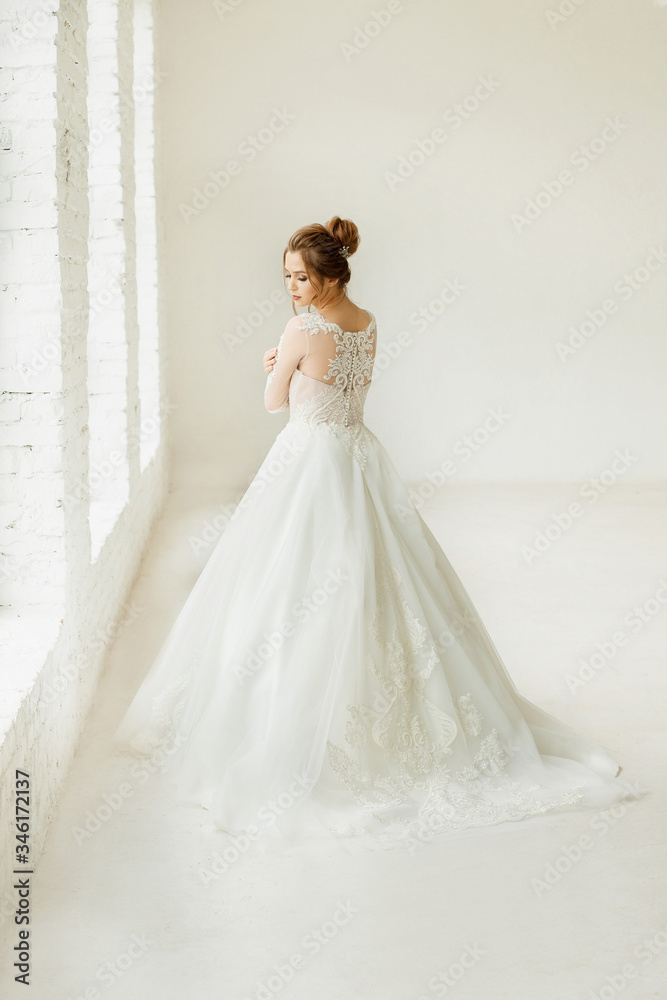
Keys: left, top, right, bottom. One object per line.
{"left": 113, "top": 216, "right": 632, "bottom": 849}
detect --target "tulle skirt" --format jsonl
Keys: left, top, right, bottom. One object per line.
{"left": 113, "top": 418, "right": 636, "bottom": 850}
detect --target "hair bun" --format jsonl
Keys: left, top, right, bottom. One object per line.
{"left": 324, "top": 216, "right": 360, "bottom": 257}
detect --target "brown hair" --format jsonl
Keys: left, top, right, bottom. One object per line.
{"left": 284, "top": 216, "right": 360, "bottom": 312}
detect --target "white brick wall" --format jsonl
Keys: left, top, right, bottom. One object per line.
{"left": 0, "top": 0, "right": 169, "bottom": 909}
{"left": 87, "top": 0, "right": 130, "bottom": 556}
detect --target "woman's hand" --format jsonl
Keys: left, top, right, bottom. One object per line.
{"left": 263, "top": 347, "right": 278, "bottom": 375}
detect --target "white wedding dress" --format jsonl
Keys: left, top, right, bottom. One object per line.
{"left": 113, "top": 307, "right": 632, "bottom": 849}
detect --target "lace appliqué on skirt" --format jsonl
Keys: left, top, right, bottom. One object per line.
{"left": 456, "top": 693, "right": 484, "bottom": 737}
{"left": 326, "top": 555, "right": 585, "bottom": 844}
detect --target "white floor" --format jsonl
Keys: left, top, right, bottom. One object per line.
{"left": 2, "top": 483, "right": 665, "bottom": 1000}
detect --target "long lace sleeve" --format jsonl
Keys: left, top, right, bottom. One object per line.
{"left": 264, "top": 316, "right": 308, "bottom": 413}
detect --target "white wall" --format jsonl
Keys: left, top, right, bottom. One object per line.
{"left": 156, "top": 0, "right": 667, "bottom": 491}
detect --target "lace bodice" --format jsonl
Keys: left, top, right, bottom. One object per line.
{"left": 264, "top": 308, "right": 377, "bottom": 428}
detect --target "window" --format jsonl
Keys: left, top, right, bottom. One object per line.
{"left": 86, "top": 0, "right": 129, "bottom": 560}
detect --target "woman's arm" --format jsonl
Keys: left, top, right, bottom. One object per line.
{"left": 263, "top": 316, "right": 308, "bottom": 413}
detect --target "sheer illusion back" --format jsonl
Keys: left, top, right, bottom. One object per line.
{"left": 265, "top": 308, "right": 377, "bottom": 428}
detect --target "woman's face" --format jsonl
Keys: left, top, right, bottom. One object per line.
{"left": 284, "top": 251, "right": 335, "bottom": 309}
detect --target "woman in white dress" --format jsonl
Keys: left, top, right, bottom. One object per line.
{"left": 113, "top": 216, "right": 632, "bottom": 849}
